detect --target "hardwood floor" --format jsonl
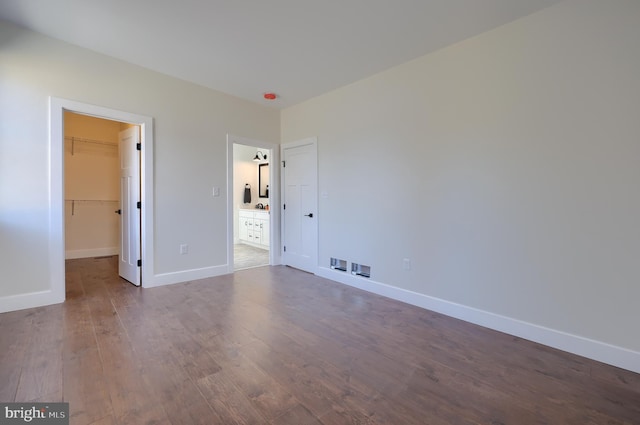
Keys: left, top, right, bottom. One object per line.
{"left": 1, "top": 256, "right": 638, "bottom": 425}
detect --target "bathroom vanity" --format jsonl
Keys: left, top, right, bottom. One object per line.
{"left": 238, "top": 209, "right": 270, "bottom": 248}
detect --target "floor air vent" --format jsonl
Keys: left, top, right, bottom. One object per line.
{"left": 330, "top": 257, "right": 347, "bottom": 271}
{"left": 351, "top": 263, "right": 371, "bottom": 278}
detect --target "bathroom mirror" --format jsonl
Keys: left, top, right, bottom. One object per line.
{"left": 258, "top": 163, "right": 269, "bottom": 198}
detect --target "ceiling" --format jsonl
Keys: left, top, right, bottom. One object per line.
{"left": 0, "top": 0, "right": 562, "bottom": 109}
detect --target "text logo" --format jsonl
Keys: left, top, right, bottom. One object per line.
{"left": 1, "top": 403, "right": 68, "bottom": 424}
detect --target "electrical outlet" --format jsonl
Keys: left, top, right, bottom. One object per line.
{"left": 213, "top": 187, "right": 220, "bottom": 197}
{"left": 180, "top": 244, "right": 188, "bottom": 255}
{"left": 403, "top": 258, "right": 411, "bottom": 271}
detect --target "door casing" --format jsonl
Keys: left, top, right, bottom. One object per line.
{"left": 49, "top": 97, "right": 154, "bottom": 300}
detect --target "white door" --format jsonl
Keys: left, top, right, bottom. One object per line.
{"left": 118, "top": 127, "right": 141, "bottom": 286}
{"left": 281, "top": 138, "right": 318, "bottom": 273}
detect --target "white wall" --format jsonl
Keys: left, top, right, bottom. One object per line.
{"left": 0, "top": 20, "right": 279, "bottom": 308}
{"left": 282, "top": 0, "right": 640, "bottom": 367}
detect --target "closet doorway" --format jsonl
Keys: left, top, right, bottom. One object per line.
{"left": 49, "top": 97, "right": 153, "bottom": 300}
{"left": 64, "top": 112, "right": 141, "bottom": 285}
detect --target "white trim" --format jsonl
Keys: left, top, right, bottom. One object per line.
{"left": 316, "top": 266, "right": 640, "bottom": 374}
{"left": 149, "top": 265, "right": 230, "bottom": 287}
{"left": 49, "top": 98, "right": 66, "bottom": 307}
{"left": 65, "top": 247, "right": 118, "bottom": 259}
{"left": 49, "top": 97, "right": 155, "bottom": 308}
{"left": 227, "top": 134, "right": 281, "bottom": 273}
{"left": 280, "top": 137, "right": 319, "bottom": 273}
{"left": 0, "top": 291, "right": 60, "bottom": 314}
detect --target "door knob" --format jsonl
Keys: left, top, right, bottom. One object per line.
{"left": 115, "top": 209, "right": 122, "bottom": 215}
{"left": 304, "top": 213, "right": 313, "bottom": 218}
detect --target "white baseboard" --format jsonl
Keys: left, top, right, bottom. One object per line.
{"left": 65, "top": 247, "right": 118, "bottom": 259}
{"left": 316, "top": 266, "right": 640, "bottom": 374}
{"left": 0, "top": 290, "right": 64, "bottom": 314}
{"left": 0, "top": 262, "right": 229, "bottom": 311}
{"left": 148, "top": 264, "right": 230, "bottom": 288}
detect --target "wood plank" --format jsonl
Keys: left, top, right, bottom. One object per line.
{"left": 143, "top": 370, "right": 215, "bottom": 425}
{"left": 0, "top": 309, "right": 34, "bottom": 401}
{"left": 271, "top": 404, "right": 324, "bottom": 425}
{"left": 195, "top": 371, "right": 268, "bottom": 425}
{"left": 62, "top": 299, "right": 97, "bottom": 358}
{"left": 63, "top": 348, "right": 112, "bottom": 425}
{"left": 207, "top": 345, "right": 299, "bottom": 421}
{"left": 85, "top": 415, "right": 117, "bottom": 425}
{"left": 14, "top": 305, "right": 64, "bottom": 402}
{"left": 240, "top": 339, "right": 336, "bottom": 417}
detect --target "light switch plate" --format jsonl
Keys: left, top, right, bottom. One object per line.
{"left": 403, "top": 258, "right": 411, "bottom": 271}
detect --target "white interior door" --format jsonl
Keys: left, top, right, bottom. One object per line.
{"left": 118, "top": 127, "right": 141, "bottom": 285}
{"left": 282, "top": 138, "right": 318, "bottom": 273}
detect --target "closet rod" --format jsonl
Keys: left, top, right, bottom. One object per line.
{"left": 65, "top": 199, "right": 119, "bottom": 202}
{"left": 65, "top": 136, "right": 118, "bottom": 155}
{"left": 65, "top": 199, "right": 119, "bottom": 216}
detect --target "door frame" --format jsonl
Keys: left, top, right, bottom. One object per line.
{"left": 49, "top": 97, "right": 154, "bottom": 300}
{"left": 280, "top": 137, "right": 318, "bottom": 274}
{"left": 226, "top": 134, "right": 281, "bottom": 272}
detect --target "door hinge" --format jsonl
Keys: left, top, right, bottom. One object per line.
{"left": 137, "top": 259, "right": 142, "bottom": 267}
{"left": 137, "top": 201, "right": 141, "bottom": 209}
{"left": 136, "top": 143, "right": 141, "bottom": 150}
{"left": 282, "top": 160, "right": 286, "bottom": 168}
{"left": 283, "top": 246, "right": 286, "bottom": 252}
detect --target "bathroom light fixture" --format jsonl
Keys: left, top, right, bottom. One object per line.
{"left": 253, "top": 151, "right": 267, "bottom": 162}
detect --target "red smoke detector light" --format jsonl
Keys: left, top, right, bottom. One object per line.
{"left": 263, "top": 92, "right": 277, "bottom": 100}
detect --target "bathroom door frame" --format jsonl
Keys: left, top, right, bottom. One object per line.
{"left": 226, "top": 134, "right": 281, "bottom": 272}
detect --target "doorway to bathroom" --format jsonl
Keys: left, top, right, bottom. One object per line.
{"left": 232, "top": 141, "right": 272, "bottom": 270}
